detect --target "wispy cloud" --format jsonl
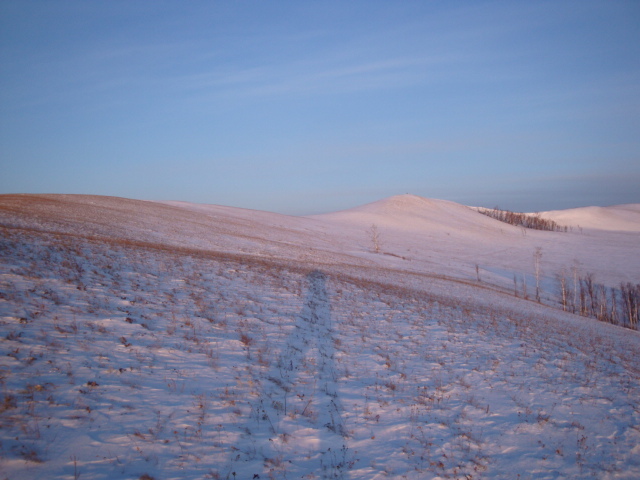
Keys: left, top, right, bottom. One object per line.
{"left": 167, "top": 52, "right": 457, "bottom": 103}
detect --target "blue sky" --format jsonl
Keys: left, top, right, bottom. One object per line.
{"left": 1, "top": 1, "right": 639, "bottom": 214}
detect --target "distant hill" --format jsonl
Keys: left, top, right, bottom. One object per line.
{"left": 539, "top": 204, "right": 640, "bottom": 232}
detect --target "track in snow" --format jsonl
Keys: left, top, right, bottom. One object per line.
{"left": 235, "top": 271, "right": 352, "bottom": 479}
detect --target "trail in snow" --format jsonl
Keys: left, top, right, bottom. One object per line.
{"left": 234, "top": 271, "right": 351, "bottom": 478}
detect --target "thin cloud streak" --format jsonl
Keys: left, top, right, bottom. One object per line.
{"left": 169, "top": 54, "right": 458, "bottom": 102}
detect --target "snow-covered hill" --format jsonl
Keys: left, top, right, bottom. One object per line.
{"left": 1, "top": 193, "right": 639, "bottom": 479}
{"left": 539, "top": 204, "right": 640, "bottom": 232}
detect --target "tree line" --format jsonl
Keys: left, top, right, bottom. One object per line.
{"left": 556, "top": 271, "right": 639, "bottom": 330}
{"left": 478, "top": 207, "right": 567, "bottom": 232}
{"left": 505, "top": 247, "right": 638, "bottom": 331}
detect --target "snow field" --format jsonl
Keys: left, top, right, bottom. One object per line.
{"left": 1, "top": 227, "right": 640, "bottom": 479}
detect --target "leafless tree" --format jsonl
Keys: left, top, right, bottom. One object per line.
{"left": 557, "top": 271, "right": 568, "bottom": 311}
{"left": 534, "top": 247, "right": 542, "bottom": 302}
{"left": 369, "top": 224, "right": 381, "bottom": 254}
{"left": 596, "top": 284, "right": 608, "bottom": 322}
{"left": 571, "top": 261, "right": 580, "bottom": 314}
{"left": 583, "top": 273, "right": 596, "bottom": 317}
{"left": 620, "top": 283, "right": 639, "bottom": 329}
{"left": 609, "top": 287, "right": 619, "bottom": 325}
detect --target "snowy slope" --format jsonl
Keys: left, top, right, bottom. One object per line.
{"left": 308, "top": 194, "right": 640, "bottom": 289}
{"left": 2, "top": 193, "right": 638, "bottom": 288}
{"left": 538, "top": 204, "right": 640, "bottom": 232}
{"left": 310, "top": 195, "right": 503, "bottom": 234}
{"left": 1, "top": 193, "right": 640, "bottom": 479}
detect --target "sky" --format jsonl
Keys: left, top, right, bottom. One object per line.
{"left": 1, "top": 1, "right": 639, "bottom": 215}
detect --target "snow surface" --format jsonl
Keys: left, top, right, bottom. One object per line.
{"left": 538, "top": 204, "right": 640, "bottom": 233}
{"left": 1, "top": 193, "right": 639, "bottom": 479}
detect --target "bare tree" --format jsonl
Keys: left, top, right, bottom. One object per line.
{"left": 583, "top": 273, "right": 596, "bottom": 317}
{"left": 369, "top": 224, "right": 381, "bottom": 254}
{"left": 534, "top": 247, "right": 543, "bottom": 302}
{"left": 620, "top": 283, "right": 639, "bottom": 329}
{"left": 557, "top": 270, "right": 568, "bottom": 311}
{"left": 596, "top": 284, "right": 608, "bottom": 322}
{"left": 571, "top": 261, "right": 580, "bottom": 314}
{"left": 609, "top": 287, "right": 619, "bottom": 325}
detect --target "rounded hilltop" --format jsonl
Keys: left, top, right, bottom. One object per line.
{"left": 309, "top": 194, "right": 501, "bottom": 234}
{"left": 538, "top": 204, "right": 640, "bottom": 232}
